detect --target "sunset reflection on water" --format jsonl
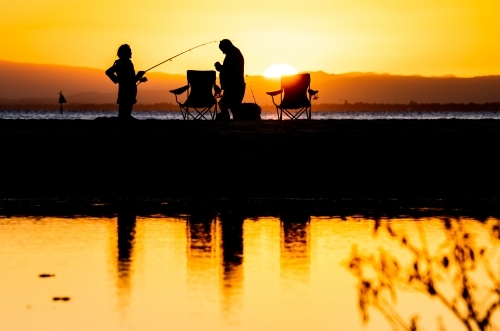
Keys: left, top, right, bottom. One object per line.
{"left": 0, "top": 215, "right": 498, "bottom": 331}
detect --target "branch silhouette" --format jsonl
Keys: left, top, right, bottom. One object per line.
{"left": 346, "top": 218, "right": 500, "bottom": 331}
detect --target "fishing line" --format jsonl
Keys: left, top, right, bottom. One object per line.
{"left": 249, "top": 85, "right": 257, "bottom": 104}
{"left": 246, "top": 75, "right": 257, "bottom": 104}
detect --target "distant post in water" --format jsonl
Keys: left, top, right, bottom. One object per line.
{"left": 58, "top": 91, "right": 67, "bottom": 114}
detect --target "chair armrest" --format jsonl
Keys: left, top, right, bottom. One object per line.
{"left": 308, "top": 89, "right": 318, "bottom": 96}
{"left": 169, "top": 85, "right": 190, "bottom": 95}
{"left": 266, "top": 89, "right": 283, "bottom": 96}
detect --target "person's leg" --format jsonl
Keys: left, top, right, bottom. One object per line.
{"left": 218, "top": 84, "right": 246, "bottom": 120}
{"left": 227, "top": 84, "right": 246, "bottom": 119}
{"left": 237, "top": 84, "right": 246, "bottom": 104}
{"left": 118, "top": 104, "right": 133, "bottom": 119}
{"left": 217, "top": 95, "right": 231, "bottom": 120}
{"left": 128, "top": 104, "right": 134, "bottom": 118}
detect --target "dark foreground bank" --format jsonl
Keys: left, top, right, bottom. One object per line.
{"left": 2, "top": 198, "right": 500, "bottom": 220}
{"left": 1, "top": 119, "right": 500, "bottom": 197}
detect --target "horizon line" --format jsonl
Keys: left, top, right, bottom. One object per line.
{"left": 1, "top": 58, "right": 499, "bottom": 79}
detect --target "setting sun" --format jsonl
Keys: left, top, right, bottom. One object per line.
{"left": 264, "top": 64, "right": 298, "bottom": 78}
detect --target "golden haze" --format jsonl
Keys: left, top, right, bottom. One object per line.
{"left": 2, "top": 0, "right": 500, "bottom": 77}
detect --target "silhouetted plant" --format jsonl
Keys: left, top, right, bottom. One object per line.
{"left": 346, "top": 218, "right": 500, "bottom": 331}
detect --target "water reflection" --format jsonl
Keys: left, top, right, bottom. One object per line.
{"left": 220, "top": 213, "right": 244, "bottom": 284}
{"left": 280, "top": 214, "right": 310, "bottom": 283}
{"left": 116, "top": 211, "right": 136, "bottom": 306}
{"left": 186, "top": 213, "right": 220, "bottom": 297}
{"left": 117, "top": 212, "right": 136, "bottom": 284}
{"left": 220, "top": 213, "right": 245, "bottom": 321}
{"left": 185, "top": 213, "right": 245, "bottom": 320}
{"left": 1, "top": 214, "right": 499, "bottom": 331}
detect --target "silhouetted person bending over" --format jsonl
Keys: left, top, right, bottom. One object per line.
{"left": 106, "top": 44, "right": 147, "bottom": 119}
{"left": 214, "top": 40, "right": 245, "bottom": 120}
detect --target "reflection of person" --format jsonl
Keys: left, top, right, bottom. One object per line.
{"left": 105, "top": 44, "right": 147, "bottom": 119}
{"left": 214, "top": 39, "right": 245, "bottom": 120}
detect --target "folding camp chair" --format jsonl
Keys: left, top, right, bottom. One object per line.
{"left": 169, "top": 70, "right": 219, "bottom": 120}
{"left": 266, "top": 73, "right": 318, "bottom": 120}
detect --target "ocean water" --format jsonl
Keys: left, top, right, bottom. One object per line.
{"left": 2, "top": 109, "right": 500, "bottom": 120}
{"left": 0, "top": 213, "right": 498, "bottom": 331}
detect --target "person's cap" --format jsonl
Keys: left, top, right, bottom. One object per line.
{"left": 219, "top": 39, "right": 233, "bottom": 48}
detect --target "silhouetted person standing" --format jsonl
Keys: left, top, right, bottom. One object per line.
{"left": 106, "top": 44, "right": 147, "bottom": 119}
{"left": 214, "top": 40, "right": 245, "bottom": 120}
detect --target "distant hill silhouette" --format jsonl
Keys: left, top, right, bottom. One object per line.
{"left": 1, "top": 59, "right": 499, "bottom": 106}
{"left": 0, "top": 59, "right": 186, "bottom": 104}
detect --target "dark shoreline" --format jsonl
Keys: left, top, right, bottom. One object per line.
{"left": 2, "top": 119, "right": 500, "bottom": 198}
{"left": 1, "top": 101, "right": 500, "bottom": 111}
{"left": 1, "top": 197, "right": 500, "bottom": 220}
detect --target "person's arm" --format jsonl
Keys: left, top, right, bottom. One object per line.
{"left": 105, "top": 63, "right": 119, "bottom": 84}
{"left": 134, "top": 71, "right": 146, "bottom": 83}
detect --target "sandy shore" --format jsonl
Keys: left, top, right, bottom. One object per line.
{"left": 1, "top": 118, "right": 500, "bottom": 197}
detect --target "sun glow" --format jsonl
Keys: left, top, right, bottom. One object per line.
{"left": 264, "top": 63, "right": 298, "bottom": 78}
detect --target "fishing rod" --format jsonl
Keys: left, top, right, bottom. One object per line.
{"left": 137, "top": 40, "right": 220, "bottom": 86}
{"left": 146, "top": 40, "right": 219, "bottom": 73}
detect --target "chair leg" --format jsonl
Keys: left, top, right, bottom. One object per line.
{"left": 185, "top": 107, "right": 217, "bottom": 120}
{"left": 282, "top": 108, "right": 297, "bottom": 120}
{"left": 280, "top": 107, "right": 310, "bottom": 120}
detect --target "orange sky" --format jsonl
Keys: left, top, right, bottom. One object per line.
{"left": 2, "top": 0, "right": 500, "bottom": 77}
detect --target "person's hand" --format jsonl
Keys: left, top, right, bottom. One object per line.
{"left": 214, "top": 62, "right": 222, "bottom": 71}
{"left": 137, "top": 71, "right": 146, "bottom": 78}
{"left": 139, "top": 77, "right": 148, "bottom": 83}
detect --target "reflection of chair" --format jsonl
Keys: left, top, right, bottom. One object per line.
{"left": 169, "top": 70, "right": 219, "bottom": 120}
{"left": 266, "top": 73, "right": 318, "bottom": 120}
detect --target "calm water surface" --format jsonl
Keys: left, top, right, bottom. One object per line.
{"left": 1, "top": 215, "right": 499, "bottom": 331}
{"left": 2, "top": 109, "right": 500, "bottom": 120}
